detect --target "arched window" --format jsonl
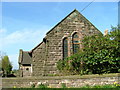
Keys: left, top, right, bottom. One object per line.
{"left": 72, "top": 32, "right": 80, "bottom": 54}
{"left": 63, "top": 37, "right": 68, "bottom": 59}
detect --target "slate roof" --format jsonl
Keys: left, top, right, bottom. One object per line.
{"left": 21, "top": 51, "right": 31, "bottom": 65}
{"left": 19, "top": 50, "right": 32, "bottom": 65}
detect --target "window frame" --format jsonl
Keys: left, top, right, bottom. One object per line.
{"left": 63, "top": 37, "right": 68, "bottom": 59}
{"left": 72, "top": 32, "right": 80, "bottom": 54}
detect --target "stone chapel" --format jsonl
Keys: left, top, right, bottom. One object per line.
{"left": 18, "top": 9, "right": 102, "bottom": 77}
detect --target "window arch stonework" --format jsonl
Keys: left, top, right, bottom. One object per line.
{"left": 72, "top": 32, "right": 80, "bottom": 54}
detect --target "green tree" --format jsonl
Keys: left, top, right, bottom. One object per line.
{"left": 109, "top": 25, "right": 120, "bottom": 42}
{"left": 0, "top": 51, "right": 6, "bottom": 74}
{"left": 2, "top": 55, "right": 12, "bottom": 77}
{"left": 82, "top": 33, "right": 120, "bottom": 74}
{"left": 81, "top": 26, "right": 120, "bottom": 74}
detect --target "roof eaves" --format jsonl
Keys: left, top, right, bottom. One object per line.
{"left": 30, "top": 41, "right": 43, "bottom": 53}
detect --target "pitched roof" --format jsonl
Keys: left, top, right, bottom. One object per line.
{"left": 21, "top": 51, "right": 31, "bottom": 65}
{"left": 19, "top": 49, "right": 32, "bottom": 65}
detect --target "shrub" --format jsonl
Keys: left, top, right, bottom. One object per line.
{"left": 57, "top": 26, "right": 120, "bottom": 75}
{"left": 31, "top": 83, "right": 35, "bottom": 88}
{"left": 61, "top": 83, "right": 67, "bottom": 88}
{"left": 37, "top": 83, "right": 47, "bottom": 88}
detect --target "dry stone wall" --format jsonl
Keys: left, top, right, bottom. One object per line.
{"left": 2, "top": 74, "right": 120, "bottom": 88}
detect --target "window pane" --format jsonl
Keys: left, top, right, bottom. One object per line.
{"left": 63, "top": 38, "right": 68, "bottom": 59}
{"left": 73, "top": 44, "right": 80, "bottom": 54}
{"left": 73, "top": 40, "right": 79, "bottom": 43}
{"left": 72, "top": 33, "right": 80, "bottom": 54}
{"left": 73, "top": 34, "right": 79, "bottom": 38}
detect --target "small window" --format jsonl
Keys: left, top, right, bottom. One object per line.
{"left": 26, "top": 68, "right": 29, "bottom": 71}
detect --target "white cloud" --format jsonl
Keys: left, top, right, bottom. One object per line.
{"left": 0, "top": 28, "right": 6, "bottom": 34}
{"left": 0, "top": 28, "right": 49, "bottom": 49}
{"left": 0, "top": 27, "right": 49, "bottom": 69}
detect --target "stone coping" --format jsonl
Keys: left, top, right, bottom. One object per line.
{"left": 2, "top": 73, "right": 119, "bottom": 80}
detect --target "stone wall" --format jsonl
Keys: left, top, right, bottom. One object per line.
{"left": 21, "top": 65, "right": 32, "bottom": 77}
{"left": 2, "top": 74, "right": 119, "bottom": 88}
{"left": 32, "top": 10, "right": 102, "bottom": 76}
{"left": 32, "top": 42, "right": 46, "bottom": 76}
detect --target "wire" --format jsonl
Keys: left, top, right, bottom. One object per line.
{"left": 81, "top": 0, "right": 95, "bottom": 12}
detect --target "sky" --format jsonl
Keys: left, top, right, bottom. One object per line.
{"left": 0, "top": 2, "right": 118, "bottom": 69}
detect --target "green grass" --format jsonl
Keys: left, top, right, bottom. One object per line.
{"left": 3, "top": 84, "right": 120, "bottom": 90}
{"left": 80, "top": 84, "right": 119, "bottom": 88}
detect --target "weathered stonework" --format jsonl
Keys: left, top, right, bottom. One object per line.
{"left": 31, "top": 9, "right": 102, "bottom": 76}
{"left": 2, "top": 74, "right": 120, "bottom": 88}
{"left": 32, "top": 42, "right": 46, "bottom": 76}
{"left": 19, "top": 9, "right": 102, "bottom": 77}
{"left": 19, "top": 65, "right": 32, "bottom": 77}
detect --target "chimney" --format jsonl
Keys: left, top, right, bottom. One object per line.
{"left": 104, "top": 29, "right": 108, "bottom": 36}
{"left": 18, "top": 49, "right": 23, "bottom": 64}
